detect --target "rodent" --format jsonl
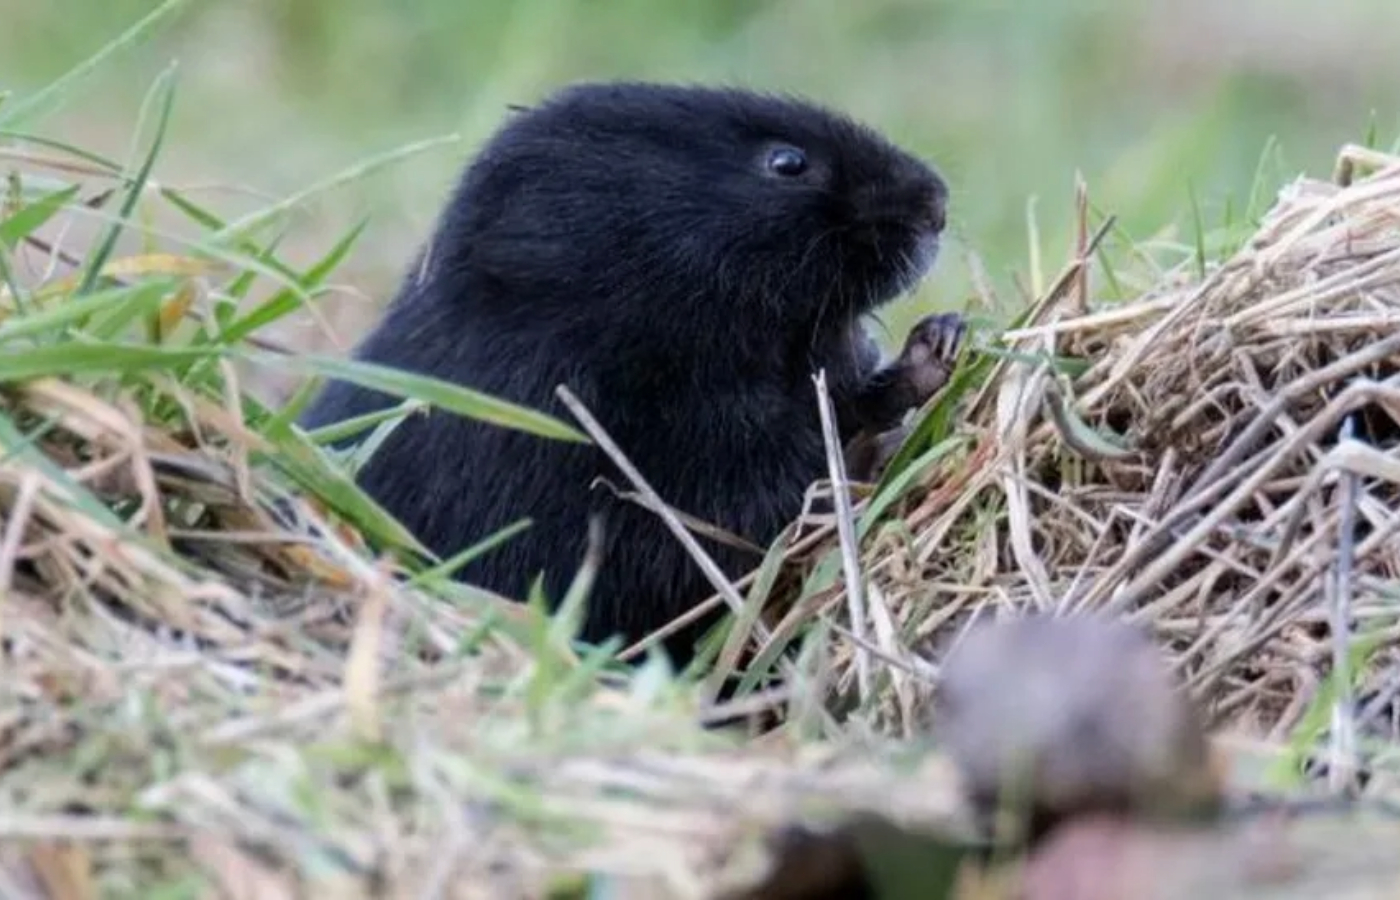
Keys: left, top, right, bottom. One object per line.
{"left": 299, "top": 81, "right": 962, "bottom": 662}
{"left": 932, "top": 613, "right": 1223, "bottom": 843}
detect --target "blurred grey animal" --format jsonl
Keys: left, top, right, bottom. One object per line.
{"left": 934, "top": 613, "right": 1221, "bottom": 841}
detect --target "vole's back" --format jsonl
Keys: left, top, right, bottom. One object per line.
{"left": 305, "top": 276, "right": 845, "bottom": 648}
{"left": 301, "top": 82, "right": 949, "bottom": 658}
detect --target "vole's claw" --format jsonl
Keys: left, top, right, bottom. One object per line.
{"left": 904, "top": 311, "right": 966, "bottom": 362}
{"left": 896, "top": 311, "right": 967, "bottom": 404}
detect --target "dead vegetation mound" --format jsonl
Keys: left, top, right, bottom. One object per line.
{"left": 838, "top": 145, "right": 1400, "bottom": 758}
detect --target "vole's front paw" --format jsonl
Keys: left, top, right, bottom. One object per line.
{"left": 895, "top": 311, "right": 966, "bottom": 405}
{"left": 843, "top": 311, "right": 966, "bottom": 482}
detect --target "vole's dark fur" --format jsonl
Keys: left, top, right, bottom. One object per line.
{"left": 300, "top": 81, "right": 957, "bottom": 661}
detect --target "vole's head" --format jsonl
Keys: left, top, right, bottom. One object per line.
{"left": 442, "top": 81, "right": 947, "bottom": 335}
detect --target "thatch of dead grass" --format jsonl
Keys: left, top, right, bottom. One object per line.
{"left": 807, "top": 145, "right": 1400, "bottom": 779}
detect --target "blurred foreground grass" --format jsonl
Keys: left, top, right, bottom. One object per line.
{"left": 6, "top": 0, "right": 1400, "bottom": 381}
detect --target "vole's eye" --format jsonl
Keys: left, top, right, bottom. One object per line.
{"left": 766, "top": 146, "right": 808, "bottom": 177}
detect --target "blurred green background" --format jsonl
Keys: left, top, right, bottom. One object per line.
{"left": 5, "top": 0, "right": 1400, "bottom": 382}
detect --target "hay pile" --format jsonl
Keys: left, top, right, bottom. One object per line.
{"left": 841, "top": 144, "right": 1400, "bottom": 757}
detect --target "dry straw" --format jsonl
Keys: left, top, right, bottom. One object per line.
{"left": 832, "top": 144, "right": 1400, "bottom": 756}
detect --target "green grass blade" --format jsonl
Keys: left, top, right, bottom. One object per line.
{"left": 210, "top": 134, "right": 463, "bottom": 245}
{"left": 857, "top": 435, "right": 967, "bottom": 540}
{"left": 301, "top": 400, "right": 426, "bottom": 446}
{"left": 159, "top": 186, "right": 305, "bottom": 291}
{"left": 0, "top": 131, "right": 125, "bottom": 174}
{"left": 0, "top": 245, "right": 23, "bottom": 311}
{"left": 86, "top": 280, "right": 185, "bottom": 342}
{"left": 78, "top": 65, "right": 179, "bottom": 297}
{"left": 0, "top": 282, "right": 170, "bottom": 345}
{"left": 216, "top": 218, "right": 369, "bottom": 345}
{"left": 1187, "top": 179, "right": 1207, "bottom": 280}
{"left": 0, "top": 0, "right": 191, "bottom": 130}
{"left": 257, "top": 418, "right": 426, "bottom": 553}
{"left": 249, "top": 350, "right": 589, "bottom": 444}
{"left": 0, "top": 184, "right": 81, "bottom": 248}
{"left": 406, "top": 518, "right": 533, "bottom": 587}
{"left": 0, "top": 342, "right": 215, "bottom": 382}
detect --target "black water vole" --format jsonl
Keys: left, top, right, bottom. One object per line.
{"left": 300, "top": 81, "right": 961, "bottom": 660}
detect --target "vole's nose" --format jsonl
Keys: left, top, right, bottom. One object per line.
{"left": 925, "top": 170, "right": 949, "bottom": 235}
{"left": 928, "top": 191, "right": 948, "bottom": 236}
{"left": 852, "top": 161, "right": 949, "bottom": 238}
{"left": 885, "top": 163, "right": 948, "bottom": 235}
